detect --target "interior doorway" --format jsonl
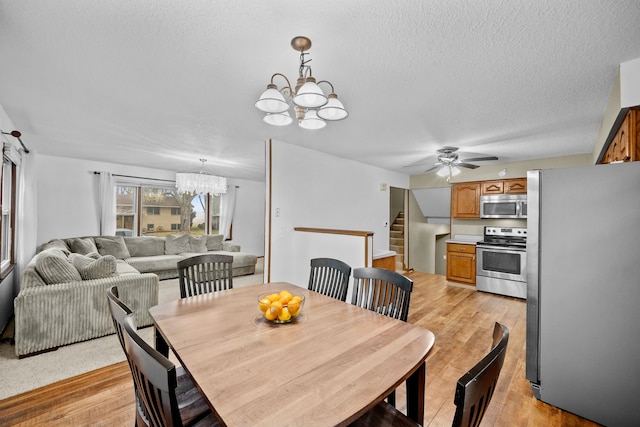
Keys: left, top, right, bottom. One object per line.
{"left": 389, "top": 187, "right": 407, "bottom": 271}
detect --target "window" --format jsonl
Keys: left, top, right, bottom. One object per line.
{"left": 146, "top": 207, "right": 160, "bottom": 215}
{"left": 0, "top": 155, "right": 16, "bottom": 274}
{"left": 209, "top": 194, "right": 221, "bottom": 235}
{"left": 115, "top": 184, "right": 215, "bottom": 237}
{"left": 116, "top": 186, "right": 137, "bottom": 236}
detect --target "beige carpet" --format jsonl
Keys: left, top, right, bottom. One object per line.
{"left": 0, "top": 259, "right": 264, "bottom": 400}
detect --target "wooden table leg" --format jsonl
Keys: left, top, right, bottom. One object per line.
{"left": 406, "top": 361, "right": 425, "bottom": 424}
{"left": 155, "top": 326, "right": 169, "bottom": 357}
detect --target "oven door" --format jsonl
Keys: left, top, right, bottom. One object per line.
{"left": 476, "top": 244, "right": 526, "bottom": 282}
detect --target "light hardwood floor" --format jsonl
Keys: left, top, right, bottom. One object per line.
{"left": 0, "top": 272, "right": 601, "bottom": 426}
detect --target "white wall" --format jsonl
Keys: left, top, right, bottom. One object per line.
{"left": 620, "top": 57, "right": 640, "bottom": 108}
{"left": 267, "top": 140, "right": 410, "bottom": 284}
{"left": 36, "top": 154, "right": 265, "bottom": 255}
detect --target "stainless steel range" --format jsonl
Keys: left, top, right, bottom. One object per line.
{"left": 476, "top": 226, "right": 526, "bottom": 299}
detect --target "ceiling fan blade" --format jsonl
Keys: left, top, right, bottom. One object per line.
{"left": 423, "top": 165, "right": 441, "bottom": 173}
{"left": 456, "top": 162, "right": 480, "bottom": 169}
{"left": 462, "top": 156, "right": 499, "bottom": 162}
{"left": 403, "top": 162, "right": 432, "bottom": 168}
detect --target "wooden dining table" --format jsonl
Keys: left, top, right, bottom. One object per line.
{"left": 149, "top": 282, "right": 436, "bottom": 426}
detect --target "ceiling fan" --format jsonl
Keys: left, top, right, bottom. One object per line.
{"left": 405, "top": 146, "right": 498, "bottom": 179}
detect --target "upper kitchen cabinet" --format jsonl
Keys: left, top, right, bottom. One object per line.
{"left": 451, "top": 182, "right": 480, "bottom": 218}
{"left": 599, "top": 108, "right": 640, "bottom": 164}
{"left": 481, "top": 178, "right": 527, "bottom": 195}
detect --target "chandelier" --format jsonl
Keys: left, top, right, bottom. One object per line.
{"left": 255, "top": 36, "right": 348, "bottom": 130}
{"left": 175, "top": 159, "right": 228, "bottom": 195}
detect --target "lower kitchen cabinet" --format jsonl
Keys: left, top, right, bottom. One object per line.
{"left": 446, "top": 243, "right": 476, "bottom": 285}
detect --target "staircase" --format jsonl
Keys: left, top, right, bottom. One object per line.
{"left": 389, "top": 211, "right": 405, "bottom": 271}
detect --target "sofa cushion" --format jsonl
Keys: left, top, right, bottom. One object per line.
{"left": 126, "top": 254, "right": 185, "bottom": 273}
{"left": 40, "top": 239, "right": 70, "bottom": 253}
{"left": 35, "top": 248, "right": 82, "bottom": 284}
{"left": 165, "top": 234, "right": 190, "bottom": 255}
{"left": 181, "top": 251, "right": 257, "bottom": 268}
{"left": 116, "top": 260, "right": 141, "bottom": 275}
{"left": 124, "top": 236, "right": 165, "bottom": 257}
{"left": 67, "top": 237, "right": 99, "bottom": 255}
{"left": 69, "top": 253, "right": 118, "bottom": 280}
{"left": 206, "top": 234, "right": 224, "bottom": 251}
{"left": 95, "top": 236, "right": 131, "bottom": 259}
{"left": 189, "top": 235, "right": 208, "bottom": 253}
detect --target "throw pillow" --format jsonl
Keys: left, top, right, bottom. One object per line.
{"left": 189, "top": 235, "right": 208, "bottom": 253}
{"left": 165, "top": 234, "right": 191, "bottom": 255}
{"left": 40, "top": 239, "right": 70, "bottom": 254}
{"left": 70, "top": 253, "right": 118, "bottom": 280}
{"left": 67, "top": 237, "right": 99, "bottom": 255}
{"left": 206, "top": 234, "right": 224, "bottom": 251}
{"left": 35, "top": 248, "right": 82, "bottom": 284}
{"left": 95, "top": 236, "right": 131, "bottom": 259}
{"left": 124, "top": 236, "right": 165, "bottom": 257}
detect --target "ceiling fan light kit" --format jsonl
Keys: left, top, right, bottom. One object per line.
{"left": 404, "top": 146, "right": 498, "bottom": 181}
{"left": 255, "top": 36, "right": 349, "bottom": 129}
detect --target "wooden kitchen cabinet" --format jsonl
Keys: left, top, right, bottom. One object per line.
{"left": 446, "top": 243, "right": 476, "bottom": 285}
{"left": 451, "top": 182, "right": 480, "bottom": 218}
{"left": 504, "top": 178, "right": 527, "bottom": 193}
{"left": 599, "top": 108, "right": 640, "bottom": 164}
{"left": 481, "top": 180, "right": 504, "bottom": 195}
{"left": 481, "top": 178, "right": 527, "bottom": 195}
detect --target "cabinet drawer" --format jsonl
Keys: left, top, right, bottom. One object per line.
{"left": 447, "top": 243, "right": 476, "bottom": 253}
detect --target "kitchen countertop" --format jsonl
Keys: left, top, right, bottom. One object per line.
{"left": 446, "top": 234, "right": 483, "bottom": 245}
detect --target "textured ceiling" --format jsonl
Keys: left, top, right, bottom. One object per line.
{"left": 1, "top": 0, "right": 640, "bottom": 181}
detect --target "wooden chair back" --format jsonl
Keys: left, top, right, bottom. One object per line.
{"left": 308, "top": 257, "right": 352, "bottom": 301}
{"left": 106, "top": 285, "right": 133, "bottom": 353}
{"left": 122, "top": 315, "right": 183, "bottom": 427}
{"left": 452, "top": 322, "right": 510, "bottom": 427}
{"left": 178, "top": 253, "right": 233, "bottom": 298}
{"left": 351, "top": 267, "right": 413, "bottom": 321}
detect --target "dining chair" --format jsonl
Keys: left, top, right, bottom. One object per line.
{"left": 308, "top": 257, "right": 352, "bottom": 301}
{"left": 351, "top": 267, "right": 413, "bottom": 322}
{"left": 178, "top": 253, "right": 233, "bottom": 298}
{"left": 350, "top": 322, "right": 510, "bottom": 427}
{"left": 107, "top": 286, "right": 215, "bottom": 426}
{"left": 121, "top": 314, "right": 220, "bottom": 427}
{"left": 351, "top": 267, "right": 413, "bottom": 407}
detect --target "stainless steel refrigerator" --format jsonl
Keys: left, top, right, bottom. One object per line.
{"left": 526, "top": 162, "right": 640, "bottom": 426}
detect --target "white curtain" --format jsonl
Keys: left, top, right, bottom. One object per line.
{"left": 98, "top": 171, "right": 116, "bottom": 236}
{"left": 219, "top": 185, "right": 237, "bottom": 240}
{"left": 15, "top": 149, "right": 38, "bottom": 285}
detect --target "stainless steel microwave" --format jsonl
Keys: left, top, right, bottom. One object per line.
{"left": 480, "top": 194, "right": 527, "bottom": 219}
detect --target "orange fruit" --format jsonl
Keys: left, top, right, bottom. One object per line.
{"left": 269, "top": 301, "right": 283, "bottom": 316}
{"left": 290, "top": 295, "right": 302, "bottom": 303}
{"left": 288, "top": 300, "right": 300, "bottom": 316}
{"left": 258, "top": 298, "right": 270, "bottom": 313}
{"left": 278, "top": 307, "right": 292, "bottom": 322}
{"left": 279, "top": 290, "right": 293, "bottom": 301}
{"left": 266, "top": 293, "right": 280, "bottom": 302}
{"left": 264, "top": 308, "right": 277, "bottom": 321}
{"left": 278, "top": 296, "right": 290, "bottom": 306}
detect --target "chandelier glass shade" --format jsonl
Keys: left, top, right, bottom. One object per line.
{"left": 255, "top": 36, "right": 348, "bottom": 129}
{"left": 176, "top": 159, "right": 228, "bottom": 195}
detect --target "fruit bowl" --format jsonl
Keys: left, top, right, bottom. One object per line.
{"left": 257, "top": 290, "right": 305, "bottom": 323}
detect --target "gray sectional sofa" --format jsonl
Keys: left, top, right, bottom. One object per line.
{"left": 14, "top": 234, "right": 258, "bottom": 357}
